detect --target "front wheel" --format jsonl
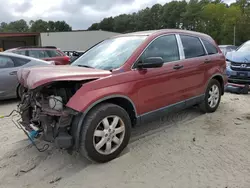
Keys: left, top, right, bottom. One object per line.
{"left": 79, "top": 103, "right": 131, "bottom": 163}
{"left": 17, "top": 84, "right": 25, "bottom": 99}
{"left": 199, "top": 79, "right": 222, "bottom": 113}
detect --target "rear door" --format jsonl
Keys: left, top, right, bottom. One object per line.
{"left": 0, "top": 55, "right": 18, "bottom": 98}
{"left": 177, "top": 34, "right": 208, "bottom": 101}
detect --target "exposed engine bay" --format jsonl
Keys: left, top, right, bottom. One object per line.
{"left": 18, "top": 81, "right": 85, "bottom": 150}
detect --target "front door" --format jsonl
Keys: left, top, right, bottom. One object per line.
{"left": 0, "top": 55, "right": 18, "bottom": 99}
{"left": 133, "top": 34, "right": 187, "bottom": 121}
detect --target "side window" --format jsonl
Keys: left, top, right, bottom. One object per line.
{"left": 14, "top": 50, "right": 26, "bottom": 56}
{"left": 12, "top": 57, "right": 30, "bottom": 67}
{"left": 46, "top": 50, "right": 62, "bottom": 57}
{"left": 0, "top": 56, "right": 14, "bottom": 69}
{"left": 180, "top": 35, "right": 206, "bottom": 59}
{"left": 28, "top": 50, "right": 50, "bottom": 58}
{"left": 201, "top": 39, "right": 218, "bottom": 55}
{"left": 142, "top": 35, "right": 180, "bottom": 63}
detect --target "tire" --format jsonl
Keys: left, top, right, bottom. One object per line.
{"left": 17, "top": 84, "right": 25, "bottom": 99}
{"left": 199, "top": 79, "right": 222, "bottom": 113}
{"left": 79, "top": 103, "right": 131, "bottom": 163}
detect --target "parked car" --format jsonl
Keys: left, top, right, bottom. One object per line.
{"left": 5, "top": 46, "right": 70, "bottom": 65}
{"left": 0, "top": 52, "right": 54, "bottom": 100}
{"left": 219, "top": 45, "right": 238, "bottom": 55}
{"left": 225, "top": 40, "right": 250, "bottom": 85}
{"left": 17, "top": 29, "right": 227, "bottom": 163}
{"left": 63, "top": 50, "right": 85, "bottom": 63}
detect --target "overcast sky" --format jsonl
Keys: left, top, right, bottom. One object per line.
{"left": 1, "top": 0, "right": 235, "bottom": 30}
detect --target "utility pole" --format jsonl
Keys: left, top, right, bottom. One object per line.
{"left": 233, "top": 25, "right": 236, "bottom": 45}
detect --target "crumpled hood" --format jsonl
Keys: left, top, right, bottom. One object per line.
{"left": 17, "top": 65, "right": 111, "bottom": 89}
{"left": 226, "top": 51, "right": 250, "bottom": 63}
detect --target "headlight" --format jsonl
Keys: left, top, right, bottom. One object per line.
{"left": 226, "top": 61, "right": 231, "bottom": 67}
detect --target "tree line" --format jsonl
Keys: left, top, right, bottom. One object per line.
{"left": 0, "top": 19, "right": 72, "bottom": 33}
{"left": 88, "top": 0, "right": 250, "bottom": 45}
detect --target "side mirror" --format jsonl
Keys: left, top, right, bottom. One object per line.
{"left": 138, "top": 57, "right": 164, "bottom": 69}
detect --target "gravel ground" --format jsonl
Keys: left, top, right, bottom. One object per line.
{"left": 0, "top": 93, "right": 250, "bottom": 188}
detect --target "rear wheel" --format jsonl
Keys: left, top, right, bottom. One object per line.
{"left": 79, "top": 103, "right": 131, "bottom": 163}
{"left": 199, "top": 79, "right": 222, "bottom": 113}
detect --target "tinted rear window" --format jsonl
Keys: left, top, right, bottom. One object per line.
{"left": 180, "top": 35, "right": 206, "bottom": 59}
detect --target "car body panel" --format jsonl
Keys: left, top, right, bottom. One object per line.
{"left": 0, "top": 52, "right": 53, "bottom": 100}
{"left": 0, "top": 66, "right": 19, "bottom": 99}
{"left": 17, "top": 66, "right": 111, "bottom": 89}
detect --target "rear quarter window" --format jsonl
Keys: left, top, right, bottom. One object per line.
{"left": 11, "top": 57, "right": 30, "bottom": 67}
{"left": 180, "top": 35, "right": 206, "bottom": 59}
{"left": 201, "top": 39, "right": 218, "bottom": 55}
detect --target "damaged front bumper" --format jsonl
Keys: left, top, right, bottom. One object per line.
{"left": 12, "top": 91, "right": 80, "bottom": 152}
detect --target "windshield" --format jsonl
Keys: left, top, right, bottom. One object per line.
{"left": 71, "top": 36, "right": 147, "bottom": 70}
{"left": 237, "top": 40, "right": 250, "bottom": 52}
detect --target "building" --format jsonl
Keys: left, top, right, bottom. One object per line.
{"left": 0, "top": 30, "right": 120, "bottom": 51}
{"left": 40, "top": 30, "right": 120, "bottom": 51}
{"left": 0, "top": 32, "right": 40, "bottom": 51}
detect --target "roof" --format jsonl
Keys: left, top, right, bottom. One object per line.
{"left": 115, "top": 29, "right": 211, "bottom": 38}
{"left": 0, "top": 32, "right": 39, "bottom": 37}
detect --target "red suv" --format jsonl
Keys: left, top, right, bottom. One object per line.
{"left": 6, "top": 46, "right": 70, "bottom": 65}
{"left": 17, "top": 29, "right": 227, "bottom": 163}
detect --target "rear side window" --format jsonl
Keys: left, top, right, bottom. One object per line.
{"left": 46, "top": 50, "right": 63, "bottom": 57}
{"left": 12, "top": 57, "right": 30, "bottom": 67}
{"left": 180, "top": 35, "right": 206, "bottom": 59}
{"left": 142, "top": 35, "right": 180, "bottom": 63}
{"left": 0, "top": 56, "right": 14, "bottom": 68}
{"left": 201, "top": 39, "right": 218, "bottom": 55}
{"left": 14, "top": 50, "right": 26, "bottom": 56}
{"left": 28, "top": 50, "right": 50, "bottom": 58}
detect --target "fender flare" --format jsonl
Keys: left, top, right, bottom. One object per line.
{"left": 72, "top": 94, "right": 137, "bottom": 150}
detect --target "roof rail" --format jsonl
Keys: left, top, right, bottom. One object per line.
{"left": 16, "top": 46, "right": 57, "bottom": 49}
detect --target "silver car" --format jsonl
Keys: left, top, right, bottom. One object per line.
{"left": 0, "top": 52, "right": 54, "bottom": 100}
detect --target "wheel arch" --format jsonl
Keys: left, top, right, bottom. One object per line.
{"left": 206, "top": 74, "right": 225, "bottom": 95}
{"left": 71, "top": 95, "right": 138, "bottom": 150}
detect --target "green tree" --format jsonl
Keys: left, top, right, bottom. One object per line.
{"left": 0, "top": 19, "right": 29, "bottom": 32}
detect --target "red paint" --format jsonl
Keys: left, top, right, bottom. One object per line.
{"left": 18, "top": 29, "right": 227, "bottom": 116}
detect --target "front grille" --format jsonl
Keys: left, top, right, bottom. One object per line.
{"left": 231, "top": 62, "right": 250, "bottom": 71}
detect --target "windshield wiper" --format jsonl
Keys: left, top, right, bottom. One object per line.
{"left": 77, "top": 65, "right": 94, "bottom": 69}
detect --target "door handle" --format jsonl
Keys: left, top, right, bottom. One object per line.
{"left": 173, "top": 64, "right": 184, "bottom": 70}
{"left": 9, "top": 71, "right": 17, "bottom": 75}
{"left": 204, "top": 59, "right": 211, "bottom": 63}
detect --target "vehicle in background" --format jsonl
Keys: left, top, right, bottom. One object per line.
{"left": 5, "top": 46, "right": 70, "bottom": 65}
{"left": 219, "top": 45, "right": 238, "bottom": 55}
{"left": 63, "top": 51, "right": 85, "bottom": 63}
{"left": 225, "top": 40, "right": 250, "bottom": 85}
{"left": 0, "top": 52, "right": 54, "bottom": 100}
{"left": 17, "top": 29, "right": 226, "bottom": 163}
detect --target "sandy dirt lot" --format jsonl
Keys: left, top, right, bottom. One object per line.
{"left": 0, "top": 93, "right": 250, "bottom": 188}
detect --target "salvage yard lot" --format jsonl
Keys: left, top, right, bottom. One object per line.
{"left": 0, "top": 93, "right": 250, "bottom": 188}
